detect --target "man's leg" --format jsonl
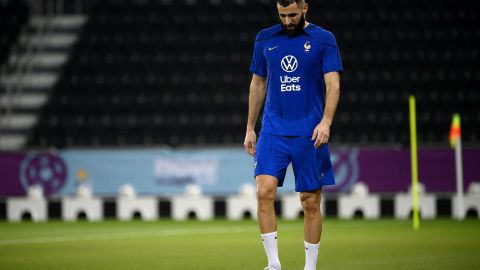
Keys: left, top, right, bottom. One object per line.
{"left": 257, "top": 175, "right": 281, "bottom": 270}
{"left": 300, "top": 189, "right": 322, "bottom": 270}
{"left": 257, "top": 175, "right": 278, "bottom": 232}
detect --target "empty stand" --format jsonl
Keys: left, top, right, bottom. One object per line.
{"left": 26, "top": 0, "right": 479, "bottom": 148}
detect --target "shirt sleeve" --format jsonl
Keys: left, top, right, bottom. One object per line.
{"left": 249, "top": 33, "right": 267, "bottom": 78}
{"left": 322, "top": 32, "right": 343, "bottom": 74}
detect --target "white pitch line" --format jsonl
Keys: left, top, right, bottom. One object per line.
{"left": 0, "top": 226, "right": 257, "bottom": 246}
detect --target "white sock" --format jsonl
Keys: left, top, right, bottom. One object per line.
{"left": 304, "top": 241, "right": 320, "bottom": 270}
{"left": 261, "top": 231, "right": 281, "bottom": 270}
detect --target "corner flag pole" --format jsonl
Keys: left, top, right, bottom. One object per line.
{"left": 450, "top": 113, "right": 464, "bottom": 220}
{"left": 409, "top": 95, "right": 420, "bottom": 230}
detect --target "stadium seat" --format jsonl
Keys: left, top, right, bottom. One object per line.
{"left": 338, "top": 182, "right": 380, "bottom": 219}
{"left": 6, "top": 185, "right": 47, "bottom": 222}
{"left": 117, "top": 194, "right": 158, "bottom": 221}
{"left": 171, "top": 184, "right": 214, "bottom": 221}
{"left": 226, "top": 184, "right": 257, "bottom": 220}
{"left": 281, "top": 192, "right": 326, "bottom": 220}
{"left": 452, "top": 182, "right": 480, "bottom": 219}
{"left": 394, "top": 183, "right": 437, "bottom": 219}
{"left": 61, "top": 185, "right": 103, "bottom": 221}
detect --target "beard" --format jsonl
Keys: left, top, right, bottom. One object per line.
{"left": 281, "top": 13, "right": 306, "bottom": 37}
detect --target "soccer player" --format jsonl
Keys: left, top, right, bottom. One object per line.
{"left": 243, "top": 0, "right": 342, "bottom": 269}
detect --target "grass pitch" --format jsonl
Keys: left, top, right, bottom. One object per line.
{"left": 0, "top": 219, "right": 479, "bottom": 270}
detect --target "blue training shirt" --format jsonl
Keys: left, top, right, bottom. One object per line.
{"left": 249, "top": 23, "right": 343, "bottom": 136}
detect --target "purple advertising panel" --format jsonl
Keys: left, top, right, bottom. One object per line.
{"left": 0, "top": 152, "right": 68, "bottom": 196}
{"left": 0, "top": 153, "right": 25, "bottom": 196}
{"left": 355, "top": 149, "right": 480, "bottom": 193}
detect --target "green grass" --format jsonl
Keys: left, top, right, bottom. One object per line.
{"left": 0, "top": 219, "right": 479, "bottom": 270}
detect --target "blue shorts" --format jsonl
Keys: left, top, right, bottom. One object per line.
{"left": 254, "top": 133, "right": 335, "bottom": 192}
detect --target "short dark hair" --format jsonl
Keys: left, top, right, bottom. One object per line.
{"left": 277, "top": 0, "right": 304, "bottom": 8}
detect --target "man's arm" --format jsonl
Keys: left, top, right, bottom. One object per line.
{"left": 244, "top": 74, "right": 267, "bottom": 156}
{"left": 311, "top": 71, "right": 340, "bottom": 148}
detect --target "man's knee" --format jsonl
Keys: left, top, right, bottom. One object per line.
{"left": 300, "top": 191, "right": 321, "bottom": 214}
{"left": 256, "top": 175, "right": 278, "bottom": 204}
{"left": 257, "top": 186, "right": 276, "bottom": 203}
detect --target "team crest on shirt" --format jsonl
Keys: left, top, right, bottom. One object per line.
{"left": 304, "top": 41, "right": 311, "bottom": 53}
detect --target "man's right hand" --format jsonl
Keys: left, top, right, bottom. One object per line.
{"left": 243, "top": 129, "right": 257, "bottom": 156}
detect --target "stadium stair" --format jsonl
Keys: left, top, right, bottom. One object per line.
{"left": 0, "top": 15, "right": 86, "bottom": 150}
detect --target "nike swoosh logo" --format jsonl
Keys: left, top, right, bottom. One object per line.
{"left": 268, "top": 46, "right": 279, "bottom": 51}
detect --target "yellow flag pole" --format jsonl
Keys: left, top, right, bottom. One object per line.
{"left": 409, "top": 96, "right": 420, "bottom": 230}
